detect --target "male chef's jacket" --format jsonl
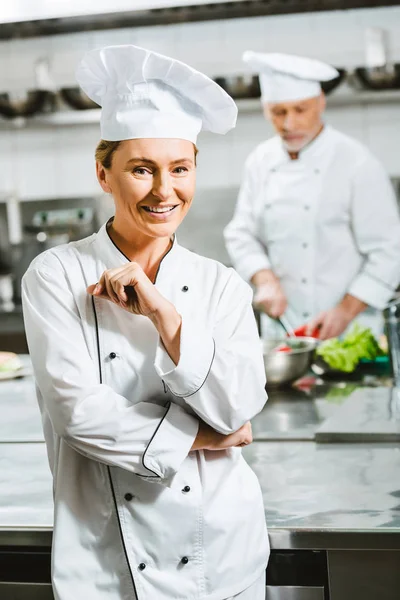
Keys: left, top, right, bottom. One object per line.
{"left": 224, "top": 125, "right": 400, "bottom": 336}
{"left": 21, "top": 223, "right": 269, "bottom": 600}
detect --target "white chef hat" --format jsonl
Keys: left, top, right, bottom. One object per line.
{"left": 76, "top": 45, "right": 237, "bottom": 143}
{"left": 243, "top": 51, "right": 339, "bottom": 103}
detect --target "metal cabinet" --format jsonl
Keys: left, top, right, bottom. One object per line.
{"left": 266, "top": 586, "right": 325, "bottom": 599}
{"left": 266, "top": 550, "right": 330, "bottom": 600}
{"left": 0, "top": 547, "right": 52, "bottom": 600}
{"left": 0, "top": 582, "right": 53, "bottom": 599}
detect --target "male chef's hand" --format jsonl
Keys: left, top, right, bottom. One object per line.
{"left": 253, "top": 275, "right": 287, "bottom": 319}
{"left": 191, "top": 421, "right": 253, "bottom": 451}
{"left": 87, "top": 263, "right": 182, "bottom": 365}
{"left": 87, "top": 263, "right": 171, "bottom": 318}
{"left": 305, "top": 295, "right": 368, "bottom": 340}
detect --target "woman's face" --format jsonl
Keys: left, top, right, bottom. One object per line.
{"left": 97, "top": 138, "right": 196, "bottom": 239}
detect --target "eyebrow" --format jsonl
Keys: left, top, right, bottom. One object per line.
{"left": 125, "top": 157, "right": 193, "bottom": 166}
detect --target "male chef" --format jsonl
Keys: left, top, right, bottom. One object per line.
{"left": 224, "top": 52, "right": 400, "bottom": 340}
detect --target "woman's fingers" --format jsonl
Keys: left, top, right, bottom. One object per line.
{"left": 87, "top": 278, "right": 105, "bottom": 297}
{"left": 109, "top": 275, "right": 129, "bottom": 303}
{"left": 104, "top": 276, "right": 119, "bottom": 305}
{"left": 87, "top": 263, "right": 155, "bottom": 314}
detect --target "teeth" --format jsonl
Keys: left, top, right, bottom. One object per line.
{"left": 144, "top": 206, "right": 175, "bottom": 213}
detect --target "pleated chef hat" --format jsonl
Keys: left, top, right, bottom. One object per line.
{"left": 76, "top": 45, "right": 237, "bottom": 143}
{"left": 243, "top": 51, "right": 339, "bottom": 103}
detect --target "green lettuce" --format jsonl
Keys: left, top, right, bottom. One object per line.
{"left": 316, "top": 324, "right": 386, "bottom": 373}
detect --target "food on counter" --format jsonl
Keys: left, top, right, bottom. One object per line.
{"left": 293, "top": 324, "right": 321, "bottom": 338}
{"left": 316, "top": 325, "right": 387, "bottom": 373}
{"left": 273, "top": 339, "right": 312, "bottom": 353}
{"left": 275, "top": 344, "right": 292, "bottom": 353}
{"left": 0, "top": 352, "right": 22, "bottom": 373}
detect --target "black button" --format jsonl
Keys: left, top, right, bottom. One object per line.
{"left": 124, "top": 493, "right": 133, "bottom": 501}
{"left": 182, "top": 486, "right": 191, "bottom": 493}
{"left": 302, "top": 243, "right": 308, "bottom": 249}
{"left": 303, "top": 312, "right": 310, "bottom": 318}
{"left": 109, "top": 352, "right": 117, "bottom": 360}
{"left": 304, "top": 205, "right": 310, "bottom": 210}
{"left": 314, "top": 168, "right": 320, "bottom": 174}
{"left": 182, "top": 286, "right": 189, "bottom": 292}
{"left": 302, "top": 278, "right": 307, "bottom": 284}
{"left": 181, "top": 556, "right": 189, "bottom": 564}
{"left": 138, "top": 563, "right": 146, "bottom": 571}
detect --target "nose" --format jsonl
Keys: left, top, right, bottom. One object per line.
{"left": 152, "top": 171, "right": 172, "bottom": 202}
{"left": 283, "top": 112, "right": 297, "bottom": 131}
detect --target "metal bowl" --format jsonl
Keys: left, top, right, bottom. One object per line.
{"left": 263, "top": 337, "right": 318, "bottom": 387}
{"left": 0, "top": 90, "right": 56, "bottom": 118}
{"left": 213, "top": 75, "right": 261, "bottom": 99}
{"left": 60, "top": 87, "right": 100, "bottom": 110}
{"left": 353, "top": 65, "right": 400, "bottom": 90}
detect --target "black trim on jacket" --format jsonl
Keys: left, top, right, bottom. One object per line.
{"left": 92, "top": 295, "right": 139, "bottom": 599}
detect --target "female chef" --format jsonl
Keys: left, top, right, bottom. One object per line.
{"left": 22, "top": 45, "right": 269, "bottom": 600}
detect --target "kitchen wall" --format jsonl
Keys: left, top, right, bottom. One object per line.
{"left": 1, "top": 5, "right": 400, "bottom": 261}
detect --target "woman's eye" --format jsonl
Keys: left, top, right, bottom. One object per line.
{"left": 133, "top": 167, "right": 151, "bottom": 176}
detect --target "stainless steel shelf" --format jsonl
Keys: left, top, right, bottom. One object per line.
{"left": 237, "top": 88, "right": 400, "bottom": 112}
{"left": 1, "top": 87, "right": 400, "bottom": 130}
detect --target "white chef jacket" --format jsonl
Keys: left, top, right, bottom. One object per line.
{"left": 224, "top": 125, "right": 400, "bottom": 337}
{"left": 21, "top": 222, "right": 269, "bottom": 600}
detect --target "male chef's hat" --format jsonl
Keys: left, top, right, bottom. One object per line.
{"left": 242, "top": 51, "right": 339, "bottom": 103}
{"left": 76, "top": 45, "right": 237, "bottom": 143}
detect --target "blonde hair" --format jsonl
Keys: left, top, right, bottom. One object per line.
{"left": 95, "top": 140, "right": 122, "bottom": 169}
{"left": 95, "top": 140, "right": 198, "bottom": 168}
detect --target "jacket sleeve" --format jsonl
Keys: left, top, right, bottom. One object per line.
{"left": 154, "top": 271, "right": 268, "bottom": 435}
{"left": 224, "top": 155, "right": 271, "bottom": 283}
{"left": 347, "top": 156, "right": 400, "bottom": 309}
{"left": 22, "top": 263, "right": 199, "bottom": 482}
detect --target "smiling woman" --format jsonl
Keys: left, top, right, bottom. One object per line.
{"left": 21, "top": 44, "right": 269, "bottom": 600}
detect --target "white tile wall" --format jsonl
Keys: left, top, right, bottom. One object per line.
{"left": 0, "top": 5, "right": 400, "bottom": 201}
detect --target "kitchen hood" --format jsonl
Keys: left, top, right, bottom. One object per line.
{"left": 1, "top": 0, "right": 399, "bottom": 39}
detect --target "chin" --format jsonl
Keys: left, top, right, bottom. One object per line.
{"left": 283, "top": 139, "right": 307, "bottom": 153}
{"left": 145, "top": 222, "right": 179, "bottom": 239}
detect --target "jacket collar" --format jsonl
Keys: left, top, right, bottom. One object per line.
{"left": 273, "top": 124, "right": 332, "bottom": 167}
{"left": 93, "top": 219, "right": 181, "bottom": 284}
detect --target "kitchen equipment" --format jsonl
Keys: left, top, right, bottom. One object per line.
{"left": 0, "top": 59, "right": 56, "bottom": 119}
{"left": 383, "top": 297, "right": 400, "bottom": 385}
{"left": 213, "top": 75, "right": 261, "bottom": 99}
{"left": 0, "top": 250, "right": 14, "bottom": 311}
{"left": 60, "top": 87, "right": 100, "bottom": 110}
{"left": 277, "top": 316, "right": 295, "bottom": 337}
{"left": 10, "top": 207, "right": 95, "bottom": 305}
{"left": 263, "top": 337, "right": 317, "bottom": 386}
{"left": 0, "top": 273, "right": 14, "bottom": 311}
{"left": 353, "top": 27, "right": 400, "bottom": 90}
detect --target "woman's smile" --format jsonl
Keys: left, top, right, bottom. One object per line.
{"left": 141, "top": 203, "right": 180, "bottom": 220}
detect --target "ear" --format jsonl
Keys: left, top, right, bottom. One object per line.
{"left": 96, "top": 161, "right": 112, "bottom": 194}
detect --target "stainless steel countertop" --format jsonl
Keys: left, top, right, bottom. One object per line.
{"left": 251, "top": 373, "right": 393, "bottom": 441}
{"left": 0, "top": 363, "right": 399, "bottom": 549}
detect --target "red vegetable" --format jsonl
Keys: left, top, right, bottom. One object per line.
{"left": 276, "top": 345, "right": 292, "bottom": 353}
{"left": 292, "top": 324, "right": 321, "bottom": 339}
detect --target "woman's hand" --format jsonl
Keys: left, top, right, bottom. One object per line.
{"left": 191, "top": 421, "right": 253, "bottom": 451}
{"left": 87, "top": 263, "right": 182, "bottom": 364}
{"left": 87, "top": 263, "right": 170, "bottom": 318}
